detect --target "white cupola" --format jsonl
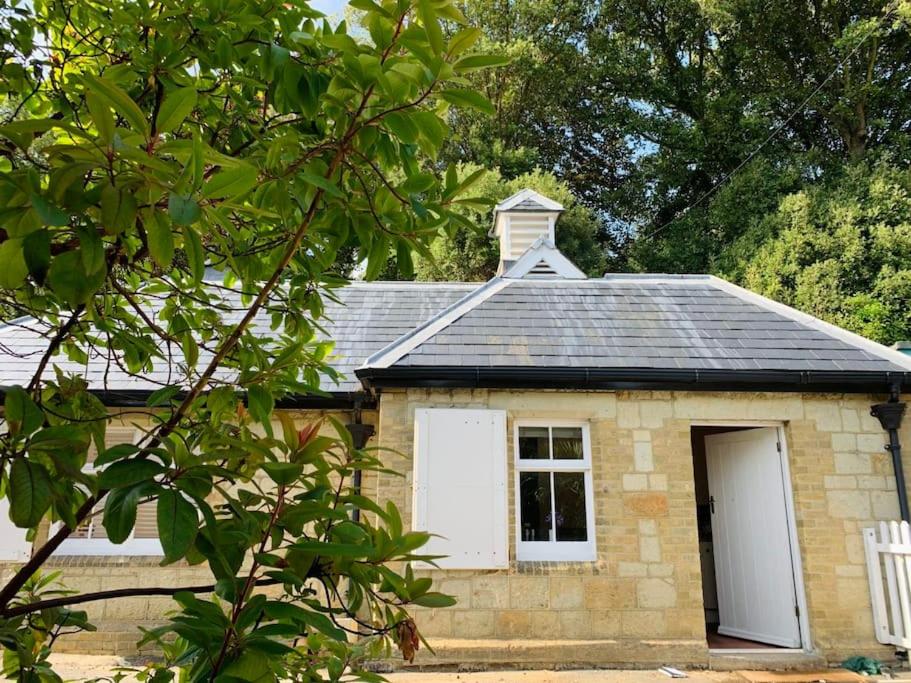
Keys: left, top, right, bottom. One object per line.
{"left": 491, "top": 189, "right": 564, "bottom": 273}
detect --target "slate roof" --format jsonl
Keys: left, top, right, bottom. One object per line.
{"left": 388, "top": 277, "right": 909, "bottom": 373}
{"left": 3, "top": 248, "right": 910, "bottom": 398}
{"left": 509, "top": 197, "right": 556, "bottom": 211}
{"left": 0, "top": 283, "right": 475, "bottom": 394}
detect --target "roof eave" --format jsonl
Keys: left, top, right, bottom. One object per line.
{"left": 356, "top": 366, "right": 910, "bottom": 395}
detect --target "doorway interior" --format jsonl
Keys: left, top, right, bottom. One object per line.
{"left": 691, "top": 425, "right": 807, "bottom": 651}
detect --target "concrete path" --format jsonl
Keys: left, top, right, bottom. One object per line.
{"left": 44, "top": 655, "right": 744, "bottom": 682}
{"left": 386, "top": 671, "right": 737, "bottom": 682}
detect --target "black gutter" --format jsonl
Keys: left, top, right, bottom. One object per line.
{"left": 356, "top": 366, "right": 910, "bottom": 394}
{"left": 0, "top": 387, "right": 375, "bottom": 411}
{"left": 871, "top": 388, "right": 909, "bottom": 522}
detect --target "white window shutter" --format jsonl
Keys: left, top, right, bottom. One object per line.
{"left": 413, "top": 408, "right": 508, "bottom": 569}
{"left": 0, "top": 498, "right": 31, "bottom": 562}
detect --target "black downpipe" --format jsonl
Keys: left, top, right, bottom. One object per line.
{"left": 871, "top": 388, "right": 909, "bottom": 523}
{"left": 346, "top": 401, "right": 375, "bottom": 523}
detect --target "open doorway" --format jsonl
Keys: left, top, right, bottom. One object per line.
{"left": 691, "top": 425, "right": 805, "bottom": 651}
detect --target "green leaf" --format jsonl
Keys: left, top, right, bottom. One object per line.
{"left": 146, "top": 212, "right": 175, "bottom": 268}
{"left": 9, "top": 459, "right": 51, "bottom": 528}
{"left": 23, "top": 230, "right": 51, "bottom": 284}
{"left": 102, "top": 485, "right": 141, "bottom": 543}
{"left": 0, "top": 238, "right": 28, "bottom": 289}
{"left": 299, "top": 172, "right": 344, "bottom": 198}
{"left": 100, "top": 184, "right": 137, "bottom": 234}
{"left": 411, "top": 591, "right": 457, "bottom": 608}
{"left": 418, "top": 0, "right": 444, "bottom": 55}
{"left": 4, "top": 386, "right": 44, "bottom": 436}
{"left": 31, "top": 194, "right": 69, "bottom": 226}
{"left": 396, "top": 240, "right": 414, "bottom": 278}
{"left": 202, "top": 165, "right": 258, "bottom": 200}
{"left": 155, "top": 87, "right": 197, "bottom": 134}
{"left": 82, "top": 75, "right": 149, "bottom": 137}
{"left": 168, "top": 194, "right": 200, "bottom": 226}
{"left": 92, "top": 443, "right": 141, "bottom": 468}
{"left": 384, "top": 112, "right": 419, "bottom": 144}
{"left": 246, "top": 384, "right": 274, "bottom": 424}
{"left": 47, "top": 251, "right": 106, "bottom": 307}
{"left": 86, "top": 92, "right": 115, "bottom": 144}
{"left": 438, "top": 89, "right": 496, "bottom": 115}
{"left": 157, "top": 489, "right": 198, "bottom": 563}
{"left": 261, "top": 461, "right": 304, "bottom": 486}
{"left": 76, "top": 225, "right": 105, "bottom": 275}
{"left": 364, "top": 234, "right": 389, "bottom": 281}
{"left": 453, "top": 54, "right": 511, "bottom": 72}
{"left": 98, "top": 459, "right": 166, "bottom": 489}
{"left": 348, "top": 0, "right": 391, "bottom": 16}
{"left": 146, "top": 385, "right": 181, "bottom": 407}
{"left": 182, "top": 226, "right": 205, "bottom": 282}
{"left": 448, "top": 27, "right": 482, "bottom": 56}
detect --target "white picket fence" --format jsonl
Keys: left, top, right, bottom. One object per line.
{"left": 864, "top": 520, "right": 911, "bottom": 648}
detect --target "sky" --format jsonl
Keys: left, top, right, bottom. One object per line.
{"left": 310, "top": 0, "right": 348, "bottom": 17}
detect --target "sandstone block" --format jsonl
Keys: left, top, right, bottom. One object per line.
{"left": 509, "top": 576, "right": 549, "bottom": 609}
{"left": 637, "top": 577, "right": 677, "bottom": 608}
{"left": 549, "top": 577, "right": 584, "bottom": 609}
{"left": 495, "top": 610, "right": 532, "bottom": 637}
{"left": 624, "top": 493, "right": 669, "bottom": 517}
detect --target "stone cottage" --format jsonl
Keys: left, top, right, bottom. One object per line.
{"left": 2, "top": 189, "right": 910, "bottom": 669}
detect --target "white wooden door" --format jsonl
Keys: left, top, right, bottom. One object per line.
{"left": 705, "top": 428, "right": 801, "bottom": 647}
{"left": 0, "top": 498, "right": 32, "bottom": 562}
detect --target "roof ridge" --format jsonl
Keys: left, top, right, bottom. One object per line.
{"left": 597, "top": 273, "right": 712, "bottom": 281}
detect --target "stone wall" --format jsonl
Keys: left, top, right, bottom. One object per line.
{"left": 3, "top": 390, "right": 907, "bottom": 666}
{"left": 364, "top": 388, "right": 909, "bottom": 666}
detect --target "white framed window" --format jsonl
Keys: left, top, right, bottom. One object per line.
{"left": 514, "top": 420, "right": 596, "bottom": 562}
{"left": 57, "top": 426, "right": 162, "bottom": 556}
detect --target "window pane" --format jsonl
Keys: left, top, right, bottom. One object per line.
{"left": 519, "top": 471, "right": 552, "bottom": 541}
{"left": 518, "top": 426, "right": 550, "bottom": 460}
{"left": 554, "top": 472, "right": 587, "bottom": 541}
{"left": 552, "top": 427, "right": 584, "bottom": 460}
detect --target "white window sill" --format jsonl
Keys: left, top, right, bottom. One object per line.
{"left": 516, "top": 541, "right": 596, "bottom": 562}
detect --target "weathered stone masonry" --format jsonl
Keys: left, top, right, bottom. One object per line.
{"left": 3, "top": 391, "right": 908, "bottom": 665}
{"left": 365, "top": 388, "right": 910, "bottom": 666}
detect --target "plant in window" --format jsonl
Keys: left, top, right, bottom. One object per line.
{"left": 0, "top": 0, "right": 507, "bottom": 679}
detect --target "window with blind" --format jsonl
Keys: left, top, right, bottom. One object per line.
{"left": 514, "top": 420, "right": 596, "bottom": 561}
{"left": 57, "top": 426, "right": 162, "bottom": 556}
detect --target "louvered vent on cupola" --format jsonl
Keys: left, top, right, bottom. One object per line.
{"left": 526, "top": 259, "right": 559, "bottom": 278}
{"left": 491, "top": 189, "right": 564, "bottom": 274}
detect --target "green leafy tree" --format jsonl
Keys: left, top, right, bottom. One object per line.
{"left": 412, "top": 165, "right": 609, "bottom": 281}
{"left": 738, "top": 159, "right": 911, "bottom": 344}
{"left": 0, "top": 0, "right": 501, "bottom": 679}
{"left": 450, "top": 0, "right": 911, "bottom": 277}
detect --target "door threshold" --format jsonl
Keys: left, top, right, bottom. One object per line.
{"left": 709, "top": 648, "right": 805, "bottom": 654}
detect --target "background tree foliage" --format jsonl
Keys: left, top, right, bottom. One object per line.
{"left": 0, "top": 0, "right": 500, "bottom": 680}
{"left": 448, "top": 0, "right": 911, "bottom": 342}
{"left": 413, "top": 164, "right": 609, "bottom": 281}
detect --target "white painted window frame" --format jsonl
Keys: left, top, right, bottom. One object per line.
{"left": 56, "top": 426, "right": 163, "bottom": 557}
{"left": 514, "top": 419, "right": 596, "bottom": 562}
